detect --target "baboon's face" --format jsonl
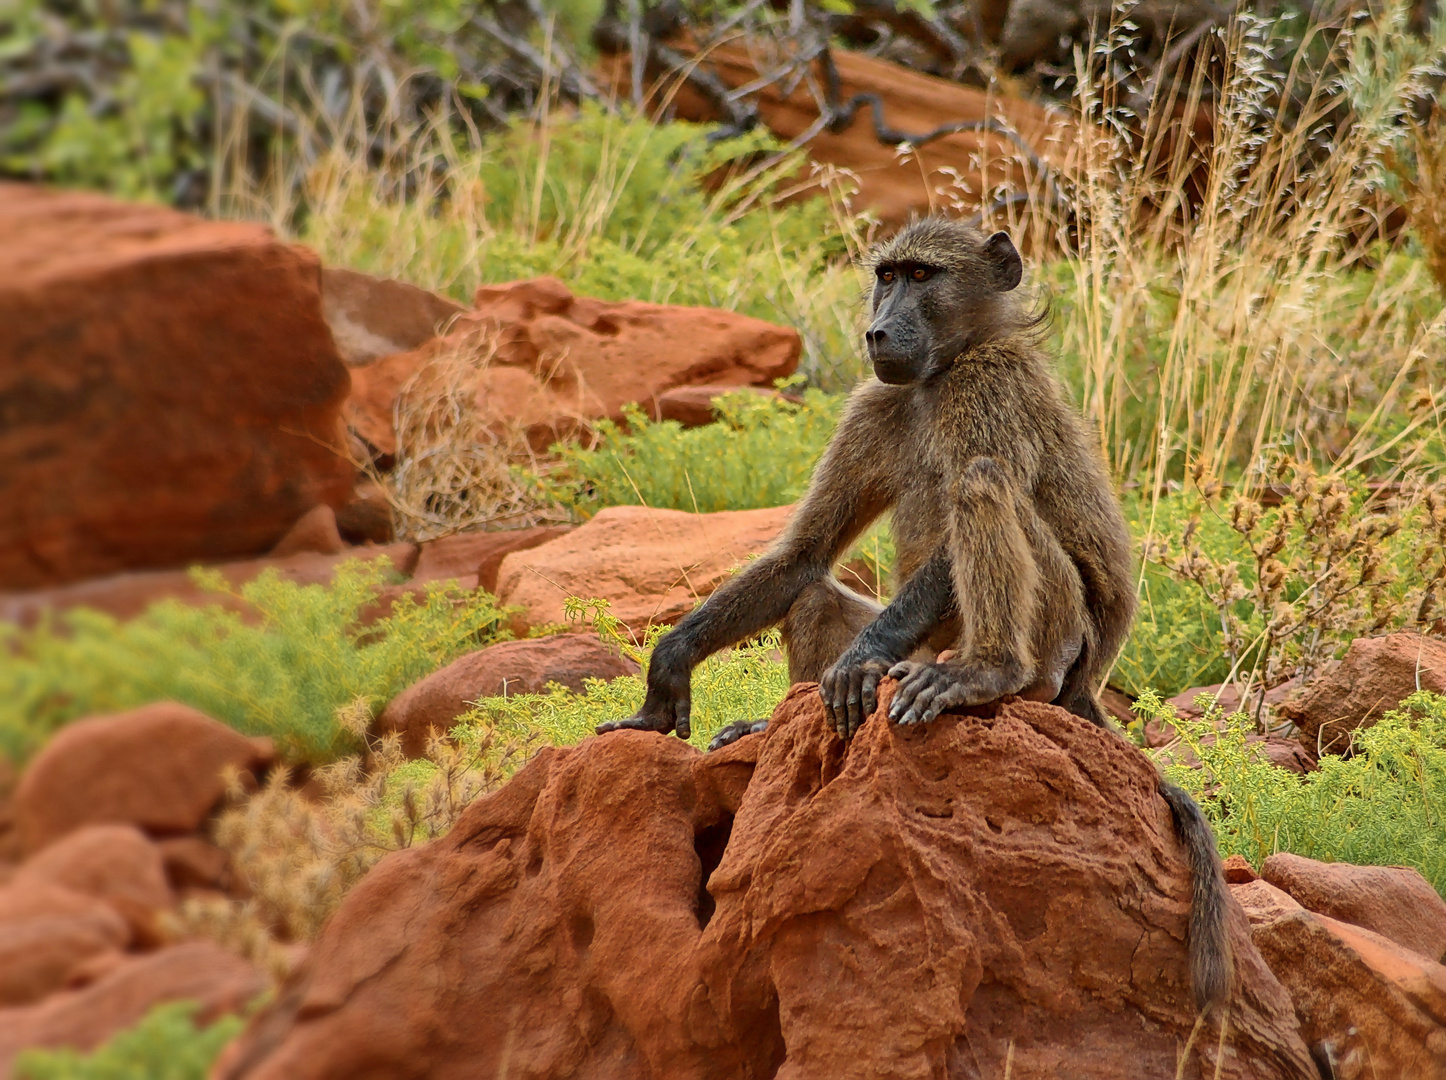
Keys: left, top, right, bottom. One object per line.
{"left": 865, "top": 229, "right": 1023, "bottom": 385}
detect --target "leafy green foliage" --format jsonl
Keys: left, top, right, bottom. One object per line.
{"left": 0, "top": 560, "right": 515, "bottom": 765}
{"left": 1142, "top": 690, "right": 1446, "bottom": 895}
{"left": 543, "top": 388, "right": 843, "bottom": 514}
{"left": 13, "top": 1001, "right": 244, "bottom": 1080}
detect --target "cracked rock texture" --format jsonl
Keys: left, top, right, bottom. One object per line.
{"left": 215, "top": 685, "right": 1315, "bottom": 1080}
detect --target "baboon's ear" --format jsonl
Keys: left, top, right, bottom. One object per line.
{"left": 984, "top": 231, "right": 1022, "bottom": 291}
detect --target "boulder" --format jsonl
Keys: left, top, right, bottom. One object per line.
{"left": 1164, "top": 679, "right": 1301, "bottom": 724}
{"left": 11, "top": 825, "right": 172, "bottom": 945}
{"left": 320, "top": 267, "right": 465, "bottom": 367}
{"left": 0, "top": 883, "right": 129, "bottom": 1007}
{"left": 1260, "top": 852, "right": 1446, "bottom": 963}
{"left": 1223, "top": 854, "right": 1259, "bottom": 884}
{"left": 0, "top": 183, "right": 354, "bottom": 591}
{"left": 376, "top": 634, "right": 640, "bottom": 756}
{"left": 155, "top": 837, "right": 234, "bottom": 894}
{"left": 345, "top": 277, "right": 800, "bottom": 454}
{"left": 216, "top": 688, "right": 1313, "bottom": 1080}
{"left": 495, "top": 504, "right": 794, "bottom": 637}
{"left": 13, "top": 703, "right": 274, "bottom": 854}
{"left": 653, "top": 385, "right": 792, "bottom": 428}
{"left": 269, "top": 505, "right": 346, "bottom": 558}
{"left": 411, "top": 525, "right": 574, "bottom": 594}
{"left": 1278, "top": 633, "right": 1446, "bottom": 755}
{"left": 602, "top": 46, "right": 1074, "bottom": 227}
{"left": 0, "top": 542, "right": 418, "bottom": 627}
{"left": 1234, "top": 879, "right": 1446, "bottom": 1079}
{"left": 0, "top": 941, "right": 263, "bottom": 1073}
{"left": 334, "top": 480, "right": 395, "bottom": 545}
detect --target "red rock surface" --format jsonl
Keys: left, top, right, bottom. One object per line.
{"left": 0, "top": 542, "right": 418, "bottom": 627}
{"left": 376, "top": 633, "right": 640, "bottom": 756}
{"left": 0, "top": 183, "right": 354, "bottom": 590}
{"left": 602, "top": 46, "right": 1074, "bottom": 227}
{"left": 13, "top": 703, "right": 274, "bottom": 855}
{"left": 1261, "top": 852, "right": 1446, "bottom": 963}
{"left": 1278, "top": 633, "right": 1446, "bottom": 755}
{"left": 1234, "top": 879, "right": 1446, "bottom": 1079}
{"left": 495, "top": 504, "right": 794, "bottom": 637}
{"left": 0, "top": 883, "right": 129, "bottom": 1006}
{"left": 1223, "top": 854, "right": 1259, "bottom": 884}
{"left": 217, "top": 687, "right": 1313, "bottom": 1079}
{"left": 346, "top": 277, "right": 800, "bottom": 454}
{"left": 320, "top": 267, "right": 464, "bottom": 367}
{"left": 12, "top": 825, "right": 172, "bottom": 945}
{"left": 653, "top": 385, "right": 792, "bottom": 427}
{"left": 0, "top": 942, "right": 264, "bottom": 1073}
{"left": 411, "top": 525, "right": 573, "bottom": 594}
{"left": 269, "top": 505, "right": 346, "bottom": 557}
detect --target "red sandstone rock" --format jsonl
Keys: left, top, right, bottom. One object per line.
{"left": 1279, "top": 633, "right": 1446, "bottom": 755}
{"left": 0, "top": 542, "right": 418, "bottom": 627}
{"left": 12, "top": 825, "right": 172, "bottom": 945}
{"left": 1261, "top": 852, "right": 1446, "bottom": 963}
{"left": 601, "top": 47, "right": 1074, "bottom": 227}
{"left": 345, "top": 277, "right": 800, "bottom": 454}
{"left": 334, "top": 481, "right": 395, "bottom": 545}
{"left": 216, "top": 688, "right": 1313, "bottom": 1080}
{"left": 0, "top": 942, "right": 263, "bottom": 1072}
{"left": 0, "top": 883, "right": 129, "bottom": 1006}
{"left": 13, "top": 703, "right": 274, "bottom": 854}
{"left": 376, "top": 634, "right": 640, "bottom": 756}
{"left": 0, "top": 183, "right": 354, "bottom": 591}
{"left": 1223, "top": 854, "right": 1259, "bottom": 884}
{"left": 411, "top": 525, "right": 573, "bottom": 594}
{"left": 653, "top": 385, "right": 791, "bottom": 427}
{"left": 320, "top": 267, "right": 464, "bottom": 367}
{"left": 156, "top": 837, "right": 234, "bottom": 894}
{"left": 269, "top": 505, "right": 346, "bottom": 558}
{"left": 1233, "top": 878, "right": 1446, "bottom": 1078}
{"left": 1165, "top": 679, "right": 1302, "bottom": 723}
{"left": 495, "top": 504, "right": 794, "bottom": 637}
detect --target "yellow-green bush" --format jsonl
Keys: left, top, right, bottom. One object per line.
{"left": 14, "top": 1001, "right": 244, "bottom": 1080}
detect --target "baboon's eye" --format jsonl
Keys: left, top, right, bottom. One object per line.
{"left": 879, "top": 268, "right": 895, "bottom": 283}
{"left": 911, "top": 267, "right": 932, "bottom": 282}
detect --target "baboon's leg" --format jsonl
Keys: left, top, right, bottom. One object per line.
{"left": 781, "top": 576, "right": 885, "bottom": 683}
{"left": 708, "top": 577, "right": 884, "bottom": 751}
{"left": 890, "top": 457, "right": 1083, "bottom": 724}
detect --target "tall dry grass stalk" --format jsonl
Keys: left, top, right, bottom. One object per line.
{"left": 1054, "top": 6, "right": 1446, "bottom": 492}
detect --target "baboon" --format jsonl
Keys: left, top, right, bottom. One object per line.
{"left": 597, "top": 217, "right": 1231, "bottom": 1010}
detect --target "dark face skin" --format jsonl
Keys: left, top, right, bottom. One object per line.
{"left": 865, "top": 231, "right": 1023, "bottom": 385}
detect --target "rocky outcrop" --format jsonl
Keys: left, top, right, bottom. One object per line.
{"left": 346, "top": 277, "right": 801, "bottom": 454}
{"left": 495, "top": 504, "right": 795, "bottom": 636}
{"left": 653, "top": 385, "right": 793, "bottom": 427}
{"left": 603, "top": 47, "right": 1074, "bottom": 227}
{"left": 1234, "top": 879, "right": 1446, "bottom": 1079}
{"left": 1278, "top": 633, "right": 1446, "bottom": 755}
{"left": 0, "top": 942, "right": 263, "bottom": 1074}
{"left": 0, "top": 184, "right": 355, "bottom": 591}
{"left": 11, "top": 826, "right": 172, "bottom": 945}
{"left": 216, "top": 686, "right": 1314, "bottom": 1079}
{"left": 0, "top": 882, "right": 129, "bottom": 1007}
{"left": 320, "top": 267, "right": 464, "bottom": 367}
{"left": 376, "top": 634, "right": 640, "bottom": 756}
{"left": 268, "top": 505, "right": 347, "bottom": 558}
{"left": 12, "top": 703, "right": 274, "bottom": 855}
{"left": 1261, "top": 852, "right": 1446, "bottom": 963}
{"left": 410, "top": 525, "right": 573, "bottom": 594}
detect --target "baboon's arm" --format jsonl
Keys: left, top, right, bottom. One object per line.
{"left": 597, "top": 393, "right": 898, "bottom": 738}
{"left": 820, "top": 550, "right": 955, "bottom": 737}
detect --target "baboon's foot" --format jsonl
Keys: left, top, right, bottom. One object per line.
{"left": 596, "top": 711, "right": 685, "bottom": 738}
{"left": 707, "top": 719, "right": 769, "bottom": 752}
{"left": 887, "top": 660, "right": 1024, "bottom": 726}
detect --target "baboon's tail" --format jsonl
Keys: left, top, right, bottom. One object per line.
{"left": 1158, "top": 780, "right": 1233, "bottom": 1011}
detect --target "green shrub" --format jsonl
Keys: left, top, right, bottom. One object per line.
{"left": 543, "top": 389, "right": 843, "bottom": 515}
{"left": 1142, "top": 689, "right": 1446, "bottom": 895}
{"left": 0, "top": 560, "right": 514, "bottom": 765}
{"left": 13, "top": 1001, "right": 244, "bottom": 1080}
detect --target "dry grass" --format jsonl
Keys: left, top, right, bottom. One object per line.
{"left": 1388, "top": 102, "right": 1446, "bottom": 297}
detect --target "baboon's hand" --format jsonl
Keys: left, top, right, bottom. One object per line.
{"left": 820, "top": 656, "right": 890, "bottom": 740}
{"left": 886, "top": 661, "right": 980, "bottom": 726}
{"left": 596, "top": 664, "right": 692, "bottom": 738}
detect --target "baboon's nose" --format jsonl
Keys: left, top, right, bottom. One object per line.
{"left": 865, "top": 327, "right": 887, "bottom": 349}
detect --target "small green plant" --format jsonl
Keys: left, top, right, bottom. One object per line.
{"left": 13, "top": 1001, "right": 245, "bottom": 1080}
{"left": 542, "top": 388, "right": 843, "bottom": 515}
{"left": 1140, "top": 689, "right": 1446, "bottom": 896}
{"left": 0, "top": 560, "right": 515, "bottom": 764}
